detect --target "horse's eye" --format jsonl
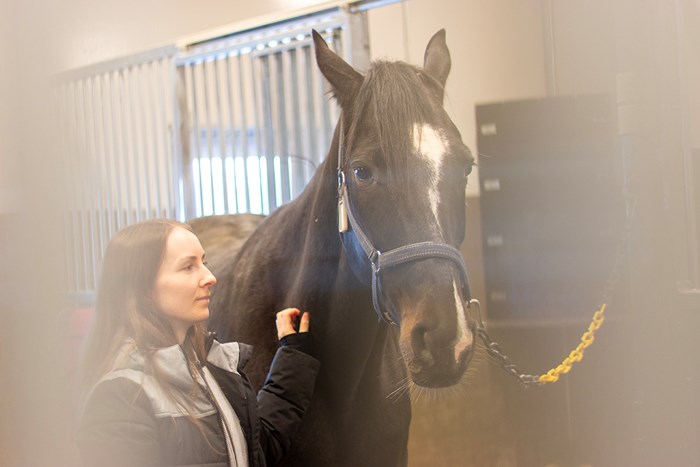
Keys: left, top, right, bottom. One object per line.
{"left": 353, "top": 165, "right": 373, "bottom": 182}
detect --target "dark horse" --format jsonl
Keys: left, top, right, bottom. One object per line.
{"left": 196, "top": 29, "right": 477, "bottom": 467}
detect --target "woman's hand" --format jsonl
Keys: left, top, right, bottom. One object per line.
{"left": 276, "top": 308, "right": 310, "bottom": 340}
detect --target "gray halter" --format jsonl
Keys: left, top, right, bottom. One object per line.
{"left": 336, "top": 118, "right": 473, "bottom": 326}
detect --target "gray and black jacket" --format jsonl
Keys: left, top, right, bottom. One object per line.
{"left": 77, "top": 335, "right": 319, "bottom": 467}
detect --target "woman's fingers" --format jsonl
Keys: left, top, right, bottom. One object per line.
{"left": 299, "top": 311, "right": 310, "bottom": 333}
{"left": 276, "top": 308, "right": 299, "bottom": 339}
{"left": 275, "top": 308, "right": 311, "bottom": 339}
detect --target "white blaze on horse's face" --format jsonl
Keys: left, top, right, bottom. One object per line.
{"left": 413, "top": 123, "right": 473, "bottom": 360}
{"left": 412, "top": 122, "right": 448, "bottom": 234}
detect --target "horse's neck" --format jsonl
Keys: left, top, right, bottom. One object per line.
{"left": 278, "top": 153, "right": 342, "bottom": 301}
{"left": 279, "top": 132, "right": 406, "bottom": 404}
{"left": 316, "top": 255, "right": 404, "bottom": 408}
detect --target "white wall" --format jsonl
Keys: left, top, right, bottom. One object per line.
{"left": 681, "top": 0, "right": 700, "bottom": 149}
{"left": 0, "top": 0, "right": 20, "bottom": 214}
{"left": 21, "top": 0, "right": 338, "bottom": 73}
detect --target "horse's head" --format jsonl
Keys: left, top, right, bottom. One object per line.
{"left": 313, "top": 30, "right": 477, "bottom": 388}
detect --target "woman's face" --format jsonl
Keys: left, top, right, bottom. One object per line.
{"left": 152, "top": 226, "right": 216, "bottom": 343}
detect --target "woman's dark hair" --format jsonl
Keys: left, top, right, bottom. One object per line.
{"left": 81, "top": 219, "right": 207, "bottom": 392}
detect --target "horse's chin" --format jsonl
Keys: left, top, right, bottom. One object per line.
{"left": 408, "top": 347, "right": 474, "bottom": 388}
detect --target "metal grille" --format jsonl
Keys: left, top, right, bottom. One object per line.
{"left": 176, "top": 23, "right": 344, "bottom": 218}
{"left": 56, "top": 10, "right": 366, "bottom": 294}
{"left": 56, "top": 49, "right": 179, "bottom": 291}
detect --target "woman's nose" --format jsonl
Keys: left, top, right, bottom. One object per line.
{"left": 201, "top": 267, "right": 217, "bottom": 287}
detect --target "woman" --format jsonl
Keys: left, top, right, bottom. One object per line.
{"left": 77, "top": 219, "right": 319, "bottom": 467}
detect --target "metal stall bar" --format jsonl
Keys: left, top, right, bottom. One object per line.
{"left": 200, "top": 60, "right": 217, "bottom": 216}
{"left": 75, "top": 78, "right": 91, "bottom": 289}
{"left": 151, "top": 58, "right": 171, "bottom": 219}
{"left": 159, "top": 59, "right": 173, "bottom": 218}
{"left": 274, "top": 50, "right": 291, "bottom": 204}
{"left": 149, "top": 60, "right": 165, "bottom": 219}
{"left": 158, "top": 57, "right": 176, "bottom": 218}
{"left": 116, "top": 69, "right": 135, "bottom": 226}
{"left": 103, "top": 72, "right": 119, "bottom": 245}
{"left": 108, "top": 69, "right": 124, "bottom": 228}
{"left": 58, "top": 84, "right": 81, "bottom": 291}
{"left": 258, "top": 53, "right": 276, "bottom": 213}
{"left": 223, "top": 53, "right": 240, "bottom": 213}
{"left": 160, "top": 57, "right": 178, "bottom": 219}
{"left": 293, "top": 43, "right": 315, "bottom": 191}
{"left": 267, "top": 50, "right": 282, "bottom": 208}
{"left": 94, "top": 74, "right": 114, "bottom": 250}
{"left": 287, "top": 47, "right": 307, "bottom": 198}
{"left": 134, "top": 64, "right": 154, "bottom": 219}
{"left": 91, "top": 75, "right": 107, "bottom": 246}
{"left": 213, "top": 55, "right": 231, "bottom": 214}
{"left": 185, "top": 63, "right": 205, "bottom": 217}
{"left": 144, "top": 61, "right": 163, "bottom": 218}
{"left": 77, "top": 78, "right": 99, "bottom": 290}
{"left": 87, "top": 75, "right": 105, "bottom": 288}
{"left": 126, "top": 66, "right": 143, "bottom": 221}
{"left": 73, "top": 80, "right": 89, "bottom": 291}
{"left": 236, "top": 52, "right": 252, "bottom": 213}
{"left": 101, "top": 72, "right": 120, "bottom": 234}
{"left": 250, "top": 52, "right": 266, "bottom": 214}
{"left": 125, "top": 66, "right": 145, "bottom": 222}
{"left": 175, "top": 65, "right": 194, "bottom": 220}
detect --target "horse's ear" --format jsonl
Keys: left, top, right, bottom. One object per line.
{"left": 312, "top": 29, "right": 363, "bottom": 108}
{"left": 423, "top": 29, "right": 451, "bottom": 103}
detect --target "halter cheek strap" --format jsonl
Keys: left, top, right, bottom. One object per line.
{"left": 336, "top": 118, "right": 473, "bottom": 326}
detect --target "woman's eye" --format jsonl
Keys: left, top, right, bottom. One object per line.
{"left": 353, "top": 165, "right": 372, "bottom": 182}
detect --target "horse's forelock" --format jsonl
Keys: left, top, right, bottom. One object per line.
{"left": 347, "top": 61, "right": 438, "bottom": 187}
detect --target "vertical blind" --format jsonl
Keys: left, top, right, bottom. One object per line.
{"left": 176, "top": 18, "right": 344, "bottom": 219}
{"left": 56, "top": 49, "right": 180, "bottom": 291}
{"left": 57, "top": 8, "right": 367, "bottom": 294}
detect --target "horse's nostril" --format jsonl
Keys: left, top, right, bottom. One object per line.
{"left": 411, "top": 325, "right": 434, "bottom": 368}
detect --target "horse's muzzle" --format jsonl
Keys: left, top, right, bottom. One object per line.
{"left": 407, "top": 323, "right": 475, "bottom": 388}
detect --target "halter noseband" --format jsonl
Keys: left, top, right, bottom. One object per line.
{"left": 336, "top": 118, "right": 474, "bottom": 326}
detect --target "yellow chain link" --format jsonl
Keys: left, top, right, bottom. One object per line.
{"left": 537, "top": 304, "right": 606, "bottom": 384}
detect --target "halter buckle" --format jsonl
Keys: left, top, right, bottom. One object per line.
{"left": 467, "top": 299, "right": 485, "bottom": 330}
{"left": 370, "top": 249, "right": 382, "bottom": 273}
{"left": 337, "top": 170, "right": 346, "bottom": 190}
{"left": 337, "top": 171, "right": 348, "bottom": 233}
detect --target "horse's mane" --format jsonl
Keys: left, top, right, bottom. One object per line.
{"left": 346, "top": 60, "right": 441, "bottom": 188}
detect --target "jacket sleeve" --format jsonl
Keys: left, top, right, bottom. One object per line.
{"left": 76, "top": 378, "right": 161, "bottom": 467}
{"left": 256, "top": 345, "right": 320, "bottom": 464}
